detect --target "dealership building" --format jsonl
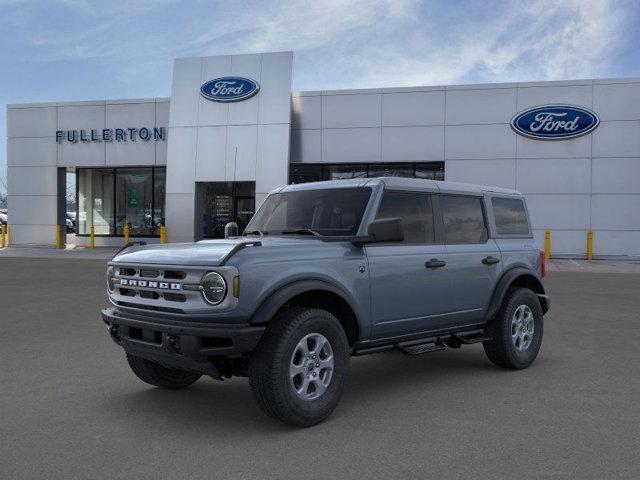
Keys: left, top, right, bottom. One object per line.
{"left": 6, "top": 51, "right": 640, "bottom": 257}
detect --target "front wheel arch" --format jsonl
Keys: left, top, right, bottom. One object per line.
{"left": 249, "top": 280, "right": 361, "bottom": 346}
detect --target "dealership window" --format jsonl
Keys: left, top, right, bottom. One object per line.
{"left": 323, "top": 164, "right": 368, "bottom": 180}
{"left": 289, "top": 162, "right": 444, "bottom": 184}
{"left": 77, "top": 169, "right": 115, "bottom": 235}
{"left": 77, "top": 167, "right": 165, "bottom": 237}
{"left": 368, "top": 163, "right": 414, "bottom": 178}
{"left": 196, "top": 182, "right": 255, "bottom": 239}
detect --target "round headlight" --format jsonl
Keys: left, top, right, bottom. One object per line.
{"left": 107, "top": 266, "right": 116, "bottom": 292}
{"left": 201, "top": 272, "right": 227, "bottom": 305}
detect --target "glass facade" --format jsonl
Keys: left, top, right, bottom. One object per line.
{"left": 196, "top": 182, "right": 255, "bottom": 239}
{"left": 77, "top": 167, "right": 166, "bottom": 237}
{"left": 289, "top": 162, "right": 444, "bottom": 184}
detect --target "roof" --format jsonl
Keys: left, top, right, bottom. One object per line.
{"left": 279, "top": 177, "right": 522, "bottom": 196}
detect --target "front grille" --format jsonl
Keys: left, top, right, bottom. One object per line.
{"left": 110, "top": 264, "right": 205, "bottom": 313}
{"left": 108, "top": 263, "right": 237, "bottom": 315}
{"left": 139, "top": 269, "right": 161, "bottom": 278}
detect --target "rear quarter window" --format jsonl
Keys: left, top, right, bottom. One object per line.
{"left": 492, "top": 197, "right": 530, "bottom": 236}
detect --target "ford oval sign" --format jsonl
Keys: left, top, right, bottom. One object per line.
{"left": 511, "top": 105, "right": 599, "bottom": 140}
{"left": 200, "top": 77, "right": 260, "bottom": 102}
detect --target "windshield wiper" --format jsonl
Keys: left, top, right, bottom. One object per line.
{"left": 279, "top": 228, "right": 321, "bottom": 237}
{"left": 243, "top": 230, "right": 267, "bottom": 237}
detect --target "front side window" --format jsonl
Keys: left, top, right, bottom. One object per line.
{"left": 440, "top": 195, "right": 487, "bottom": 244}
{"left": 375, "top": 191, "right": 435, "bottom": 243}
{"left": 246, "top": 187, "right": 372, "bottom": 237}
{"left": 492, "top": 197, "right": 530, "bottom": 236}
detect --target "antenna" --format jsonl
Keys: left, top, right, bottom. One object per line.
{"left": 234, "top": 145, "right": 238, "bottom": 182}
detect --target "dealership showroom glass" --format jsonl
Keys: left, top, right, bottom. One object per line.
{"left": 5, "top": 51, "right": 640, "bottom": 257}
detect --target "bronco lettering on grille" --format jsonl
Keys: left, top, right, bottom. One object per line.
{"left": 119, "top": 279, "right": 181, "bottom": 290}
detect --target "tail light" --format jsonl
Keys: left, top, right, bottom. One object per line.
{"left": 540, "top": 250, "right": 546, "bottom": 278}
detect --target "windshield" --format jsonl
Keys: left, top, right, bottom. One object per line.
{"left": 245, "top": 187, "right": 372, "bottom": 237}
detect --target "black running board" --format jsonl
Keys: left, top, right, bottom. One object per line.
{"left": 353, "top": 328, "right": 491, "bottom": 357}
{"left": 450, "top": 329, "right": 491, "bottom": 345}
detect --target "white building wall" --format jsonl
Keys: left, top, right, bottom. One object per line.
{"left": 291, "top": 78, "right": 640, "bottom": 258}
{"left": 6, "top": 98, "right": 169, "bottom": 246}
{"left": 165, "top": 52, "right": 293, "bottom": 242}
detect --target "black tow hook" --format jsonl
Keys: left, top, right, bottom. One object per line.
{"left": 108, "top": 324, "right": 122, "bottom": 343}
{"left": 166, "top": 334, "right": 181, "bottom": 354}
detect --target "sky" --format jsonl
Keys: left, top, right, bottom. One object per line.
{"left": 1, "top": 0, "right": 639, "bottom": 191}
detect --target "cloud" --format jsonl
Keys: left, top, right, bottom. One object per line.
{"left": 16, "top": 0, "right": 630, "bottom": 89}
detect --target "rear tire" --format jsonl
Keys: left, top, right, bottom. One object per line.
{"left": 483, "top": 287, "right": 543, "bottom": 369}
{"left": 249, "top": 307, "right": 350, "bottom": 427}
{"left": 126, "top": 354, "right": 202, "bottom": 389}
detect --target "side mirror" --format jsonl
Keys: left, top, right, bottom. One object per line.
{"left": 366, "top": 217, "right": 404, "bottom": 243}
{"left": 224, "top": 222, "right": 239, "bottom": 238}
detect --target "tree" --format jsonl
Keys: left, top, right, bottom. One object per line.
{"left": 0, "top": 176, "right": 7, "bottom": 209}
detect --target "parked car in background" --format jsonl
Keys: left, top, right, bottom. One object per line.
{"left": 66, "top": 212, "right": 76, "bottom": 233}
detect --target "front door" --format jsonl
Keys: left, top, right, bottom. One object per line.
{"left": 366, "top": 191, "right": 452, "bottom": 340}
{"left": 196, "top": 182, "right": 255, "bottom": 239}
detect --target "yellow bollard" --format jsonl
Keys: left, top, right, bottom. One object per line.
{"left": 587, "top": 230, "right": 593, "bottom": 261}
{"left": 123, "top": 223, "right": 129, "bottom": 245}
{"left": 544, "top": 230, "right": 551, "bottom": 260}
{"left": 1, "top": 224, "right": 6, "bottom": 248}
{"left": 160, "top": 225, "right": 167, "bottom": 244}
{"left": 55, "top": 225, "right": 62, "bottom": 249}
{"left": 6, "top": 224, "right": 10, "bottom": 247}
{"left": 90, "top": 224, "right": 95, "bottom": 249}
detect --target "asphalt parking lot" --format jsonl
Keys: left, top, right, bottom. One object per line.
{"left": 1, "top": 257, "right": 639, "bottom": 479}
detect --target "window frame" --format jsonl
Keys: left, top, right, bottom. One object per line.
{"left": 75, "top": 166, "right": 166, "bottom": 238}
{"left": 372, "top": 189, "right": 441, "bottom": 245}
{"left": 438, "top": 193, "right": 490, "bottom": 245}
{"left": 489, "top": 195, "right": 533, "bottom": 239}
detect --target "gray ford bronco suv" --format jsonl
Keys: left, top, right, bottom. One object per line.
{"left": 102, "top": 178, "right": 549, "bottom": 427}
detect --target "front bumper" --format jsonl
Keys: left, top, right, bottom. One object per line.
{"left": 101, "top": 307, "right": 265, "bottom": 377}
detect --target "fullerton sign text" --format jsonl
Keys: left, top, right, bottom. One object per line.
{"left": 55, "top": 127, "right": 165, "bottom": 143}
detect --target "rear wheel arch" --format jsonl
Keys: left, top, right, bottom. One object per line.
{"left": 485, "top": 268, "right": 547, "bottom": 322}
{"left": 250, "top": 280, "right": 361, "bottom": 346}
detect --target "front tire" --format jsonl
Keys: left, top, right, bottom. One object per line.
{"left": 483, "top": 288, "right": 544, "bottom": 369}
{"left": 249, "top": 307, "right": 350, "bottom": 427}
{"left": 126, "top": 354, "right": 202, "bottom": 389}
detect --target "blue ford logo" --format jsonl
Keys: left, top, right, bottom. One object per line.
{"left": 511, "top": 105, "right": 599, "bottom": 140}
{"left": 200, "top": 77, "right": 260, "bottom": 102}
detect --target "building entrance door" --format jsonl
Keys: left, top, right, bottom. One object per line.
{"left": 196, "top": 182, "right": 255, "bottom": 239}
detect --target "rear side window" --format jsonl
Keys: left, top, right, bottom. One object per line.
{"left": 375, "top": 191, "right": 435, "bottom": 243}
{"left": 440, "top": 195, "right": 487, "bottom": 244}
{"left": 492, "top": 197, "right": 530, "bottom": 235}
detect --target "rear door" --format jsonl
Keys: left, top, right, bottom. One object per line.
{"left": 366, "top": 190, "right": 452, "bottom": 340}
{"left": 439, "top": 194, "right": 503, "bottom": 326}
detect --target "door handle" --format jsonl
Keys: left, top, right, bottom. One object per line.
{"left": 425, "top": 258, "right": 446, "bottom": 269}
{"left": 482, "top": 256, "right": 500, "bottom": 265}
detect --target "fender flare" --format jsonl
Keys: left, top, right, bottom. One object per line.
{"left": 249, "top": 279, "right": 361, "bottom": 327}
{"left": 485, "top": 267, "right": 547, "bottom": 322}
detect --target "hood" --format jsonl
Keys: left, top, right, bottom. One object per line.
{"left": 111, "top": 236, "right": 323, "bottom": 266}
